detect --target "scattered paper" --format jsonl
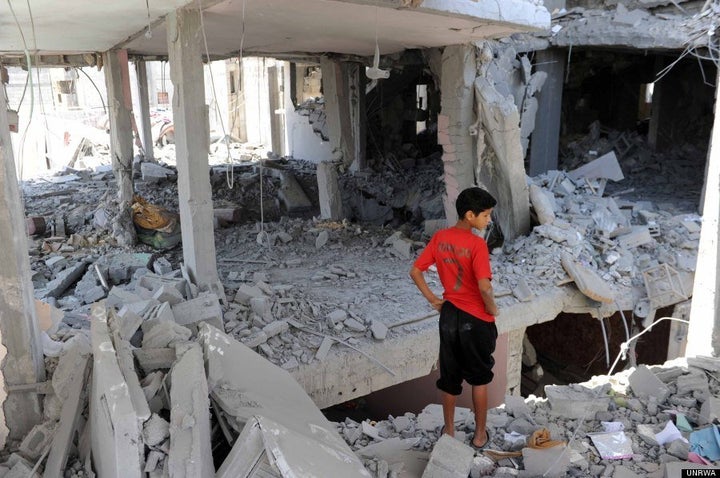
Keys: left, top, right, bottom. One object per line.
{"left": 589, "top": 431, "right": 634, "bottom": 460}
{"left": 655, "top": 420, "right": 687, "bottom": 446}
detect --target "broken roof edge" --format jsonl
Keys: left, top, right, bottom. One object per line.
{"left": 329, "top": 0, "right": 551, "bottom": 31}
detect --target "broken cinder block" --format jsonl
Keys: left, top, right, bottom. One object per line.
{"left": 628, "top": 365, "right": 670, "bottom": 403}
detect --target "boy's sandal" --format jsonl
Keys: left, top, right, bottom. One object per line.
{"left": 470, "top": 428, "right": 491, "bottom": 451}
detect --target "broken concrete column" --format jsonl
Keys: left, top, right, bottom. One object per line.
{"left": 103, "top": 49, "right": 137, "bottom": 247}
{"left": 528, "top": 48, "right": 565, "bottom": 176}
{"left": 0, "top": 83, "right": 45, "bottom": 443}
{"left": 169, "top": 344, "right": 214, "bottom": 478}
{"left": 438, "top": 44, "right": 477, "bottom": 224}
{"left": 135, "top": 60, "right": 155, "bottom": 162}
{"left": 167, "top": 6, "right": 223, "bottom": 297}
{"left": 504, "top": 328, "right": 525, "bottom": 396}
{"left": 317, "top": 161, "right": 344, "bottom": 220}
{"left": 474, "top": 42, "right": 531, "bottom": 241}
{"left": 687, "top": 68, "right": 720, "bottom": 358}
{"left": 320, "top": 58, "right": 366, "bottom": 170}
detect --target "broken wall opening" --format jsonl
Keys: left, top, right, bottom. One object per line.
{"left": 365, "top": 49, "right": 441, "bottom": 171}
{"left": 522, "top": 307, "right": 674, "bottom": 398}
{"left": 542, "top": 48, "right": 715, "bottom": 210}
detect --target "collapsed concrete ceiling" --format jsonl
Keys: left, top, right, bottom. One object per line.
{"left": 0, "top": 0, "right": 550, "bottom": 58}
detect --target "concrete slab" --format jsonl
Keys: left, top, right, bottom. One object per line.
{"left": 421, "top": 434, "right": 474, "bottom": 478}
{"left": 168, "top": 344, "right": 214, "bottom": 478}
{"left": 545, "top": 384, "right": 611, "bottom": 419}
{"left": 198, "top": 323, "right": 368, "bottom": 476}
{"left": 89, "top": 302, "right": 143, "bottom": 478}
{"left": 171, "top": 293, "right": 223, "bottom": 331}
{"left": 521, "top": 445, "right": 570, "bottom": 478}
{"left": 629, "top": 365, "right": 670, "bottom": 403}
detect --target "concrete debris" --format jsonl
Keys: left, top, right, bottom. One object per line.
{"left": 335, "top": 357, "right": 720, "bottom": 476}
{"left": 421, "top": 434, "right": 475, "bottom": 478}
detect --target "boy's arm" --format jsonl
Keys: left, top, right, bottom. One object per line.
{"left": 478, "top": 278, "right": 499, "bottom": 316}
{"left": 409, "top": 266, "right": 444, "bottom": 311}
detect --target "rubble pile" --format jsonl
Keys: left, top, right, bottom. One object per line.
{"left": 338, "top": 155, "right": 445, "bottom": 227}
{"left": 0, "top": 263, "right": 370, "bottom": 477}
{"left": 339, "top": 357, "right": 720, "bottom": 477}
{"left": 491, "top": 152, "right": 699, "bottom": 318}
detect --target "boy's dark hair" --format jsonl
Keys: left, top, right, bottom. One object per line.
{"left": 455, "top": 187, "right": 497, "bottom": 218}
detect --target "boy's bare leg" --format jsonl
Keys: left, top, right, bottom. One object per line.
{"left": 471, "top": 384, "right": 489, "bottom": 447}
{"left": 441, "top": 391, "right": 456, "bottom": 437}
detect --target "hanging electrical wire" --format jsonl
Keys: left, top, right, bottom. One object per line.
{"left": 6, "top": 0, "right": 35, "bottom": 182}
{"left": 197, "top": 0, "right": 235, "bottom": 189}
{"left": 540, "top": 316, "right": 691, "bottom": 477}
{"left": 656, "top": 0, "right": 720, "bottom": 84}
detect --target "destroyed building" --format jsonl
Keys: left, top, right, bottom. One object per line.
{"left": 0, "top": 0, "right": 719, "bottom": 476}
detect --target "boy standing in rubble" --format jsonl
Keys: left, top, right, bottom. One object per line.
{"left": 409, "top": 187, "right": 499, "bottom": 450}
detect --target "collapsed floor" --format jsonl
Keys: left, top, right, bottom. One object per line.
{"left": 5, "top": 111, "right": 717, "bottom": 475}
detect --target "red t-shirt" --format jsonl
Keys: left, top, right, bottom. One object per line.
{"left": 413, "top": 227, "right": 494, "bottom": 322}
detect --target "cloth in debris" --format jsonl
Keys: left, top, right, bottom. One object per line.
{"left": 690, "top": 426, "right": 720, "bottom": 461}
{"left": 131, "top": 195, "right": 178, "bottom": 232}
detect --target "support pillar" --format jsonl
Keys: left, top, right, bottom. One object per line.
{"left": 167, "top": 6, "right": 222, "bottom": 296}
{"left": 320, "top": 58, "right": 366, "bottom": 170}
{"left": 103, "top": 49, "right": 137, "bottom": 246}
{"left": 317, "top": 162, "right": 344, "bottom": 220}
{"left": 504, "top": 328, "right": 525, "bottom": 397}
{"left": 268, "top": 64, "right": 286, "bottom": 156}
{"left": 529, "top": 49, "right": 565, "bottom": 176}
{"left": 0, "top": 79, "right": 45, "bottom": 441}
{"left": 687, "top": 69, "right": 720, "bottom": 357}
{"left": 135, "top": 60, "right": 155, "bottom": 162}
{"left": 438, "top": 44, "right": 477, "bottom": 224}
{"left": 474, "top": 43, "right": 531, "bottom": 241}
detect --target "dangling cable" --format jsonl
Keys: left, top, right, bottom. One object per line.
{"left": 6, "top": 0, "right": 35, "bottom": 182}
{"left": 197, "top": 0, "right": 234, "bottom": 188}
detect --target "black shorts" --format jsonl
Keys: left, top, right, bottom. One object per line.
{"left": 436, "top": 300, "right": 498, "bottom": 395}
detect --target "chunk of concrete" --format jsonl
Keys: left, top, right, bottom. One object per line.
{"left": 234, "top": 284, "right": 265, "bottom": 305}
{"left": 315, "top": 336, "right": 334, "bottom": 362}
{"left": 278, "top": 171, "right": 313, "bottom": 214}
{"left": 134, "top": 348, "right": 177, "bottom": 374}
{"left": 567, "top": 151, "right": 624, "bottom": 182}
{"left": 676, "top": 372, "right": 710, "bottom": 399}
{"left": 370, "top": 320, "right": 388, "bottom": 340}
{"left": 36, "top": 262, "right": 88, "bottom": 299}
{"left": 116, "top": 306, "right": 144, "bottom": 341}
{"left": 143, "top": 413, "right": 170, "bottom": 447}
{"left": 421, "top": 434, "right": 474, "bottom": 478}
{"left": 262, "top": 319, "right": 289, "bottom": 338}
{"left": 171, "top": 293, "right": 223, "bottom": 331}
{"left": 700, "top": 396, "right": 720, "bottom": 425}
{"left": 90, "top": 302, "right": 143, "bottom": 478}
{"left": 142, "top": 321, "right": 192, "bottom": 349}
{"left": 141, "top": 162, "right": 175, "bottom": 182}
{"left": 521, "top": 445, "right": 570, "bottom": 478}
{"left": 168, "top": 344, "right": 214, "bottom": 478}
{"left": 19, "top": 421, "right": 57, "bottom": 461}
{"left": 629, "top": 365, "right": 670, "bottom": 403}
{"left": 153, "top": 285, "right": 185, "bottom": 306}
{"left": 200, "top": 323, "right": 369, "bottom": 477}
{"left": 545, "top": 384, "right": 611, "bottom": 419}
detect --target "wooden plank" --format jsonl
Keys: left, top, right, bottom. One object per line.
{"left": 560, "top": 253, "right": 614, "bottom": 303}
{"left": 43, "top": 356, "right": 91, "bottom": 478}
